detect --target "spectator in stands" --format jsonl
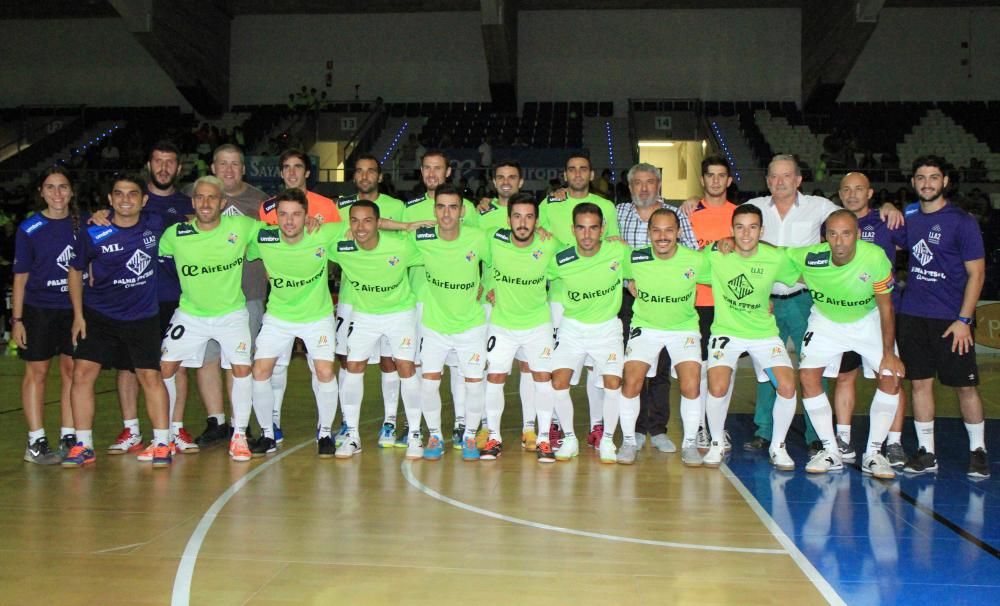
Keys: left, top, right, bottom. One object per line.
{"left": 100, "top": 142, "right": 120, "bottom": 169}
{"left": 478, "top": 139, "right": 492, "bottom": 170}
{"left": 595, "top": 169, "right": 612, "bottom": 198}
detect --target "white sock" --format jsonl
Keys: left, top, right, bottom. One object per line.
{"left": 698, "top": 366, "right": 709, "bottom": 430}
{"left": 450, "top": 369, "right": 466, "bottom": 427}
{"left": 485, "top": 381, "right": 505, "bottom": 442}
{"left": 210, "top": 413, "right": 225, "bottom": 425}
{"left": 619, "top": 395, "right": 639, "bottom": 445}
{"left": 164, "top": 375, "right": 177, "bottom": 423}
{"left": 77, "top": 430, "right": 94, "bottom": 449}
{"left": 271, "top": 364, "right": 288, "bottom": 427}
{"left": 836, "top": 424, "right": 851, "bottom": 443}
{"left": 965, "top": 421, "right": 985, "bottom": 451}
{"left": 381, "top": 370, "right": 400, "bottom": 425}
{"left": 519, "top": 372, "right": 536, "bottom": 430}
{"left": 400, "top": 375, "right": 422, "bottom": 432}
{"left": 316, "top": 378, "right": 338, "bottom": 438}
{"left": 802, "top": 394, "right": 838, "bottom": 452}
{"left": 705, "top": 392, "right": 729, "bottom": 447}
{"left": 124, "top": 418, "right": 140, "bottom": 435}
{"left": 338, "top": 366, "right": 347, "bottom": 385}
{"left": 914, "top": 420, "right": 935, "bottom": 454}
{"left": 771, "top": 390, "right": 797, "bottom": 447}
{"left": 680, "top": 396, "right": 700, "bottom": 444}
{"left": 887, "top": 431, "right": 902, "bottom": 445}
{"left": 421, "top": 378, "right": 443, "bottom": 436}
{"left": 867, "top": 389, "right": 898, "bottom": 456}
{"left": 339, "top": 372, "right": 364, "bottom": 438}
{"left": 60, "top": 426, "right": 75, "bottom": 438}
{"left": 601, "top": 387, "right": 621, "bottom": 439}
{"left": 252, "top": 379, "right": 276, "bottom": 439}
{"left": 552, "top": 388, "right": 575, "bottom": 438}
{"left": 170, "top": 421, "right": 184, "bottom": 441}
{"left": 535, "top": 381, "right": 554, "bottom": 442}
{"left": 231, "top": 375, "right": 253, "bottom": 433}
{"left": 463, "top": 381, "right": 485, "bottom": 440}
{"left": 586, "top": 372, "right": 603, "bottom": 428}
{"left": 153, "top": 428, "right": 170, "bottom": 446}
{"left": 28, "top": 428, "right": 45, "bottom": 442}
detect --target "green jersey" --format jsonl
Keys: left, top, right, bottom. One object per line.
{"left": 701, "top": 244, "right": 801, "bottom": 339}
{"left": 335, "top": 193, "right": 405, "bottom": 305}
{"left": 624, "top": 245, "right": 706, "bottom": 332}
{"left": 487, "top": 229, "right": 561, "bottom": 330}
{"left": 549, "top": 240, "right": 629, "bottom": 324}
{"left": 159, "top": 215, "right": 257, "bottom": 317}
{"left": 328, "top": 231, "right": 422, "bottom": 315}
{"left": 538, "top": 193, "right": 620, "bottom": 244}
{"left": 477, "top": 200, "right": 511, "bottom": 232}
{"left": 401, "top": 193, "right": 480, "bottom": 298}
{"left": 786, "top": 240, "right": 894, "bottom": 323}
{"left": 246, "top": 222, "right": 346, "bottom": 323}
{"left": 414, "top": 225, "right": 490, "bottom": 334}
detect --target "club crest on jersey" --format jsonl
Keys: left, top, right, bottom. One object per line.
{"left": 858, "top": 272, "right": 871, "bottom": 283}
{"left": 465, "top": 250, "right": 477, "bottom": 262}
{"left": 912, "top": 239, "right": 933, "bottom": 266}
{"left": 387, "top": 255, "right": 400, "bottom": 266}
{"left": 532, "top": 249, "right": 543, "bottom": 260}
{"left": 928, "top": 224, "right": 942, "bottom": 245}
{"left": 56, "top": 245, "right": 75, "bottom": 272}
{"left": 227, "top": 233, "right": 238, "bottom": 244}
{"left": 314, "top": 247, "right": 326, "bottom": 258}
{"left": 684, "top": 268, "right": 695, "bottom": 280}
{"left": 126, "top": 249, "right": 151, "bottom": 276}
{"left": 609, "top": 261, "right": 620, "bottom": 272}
{"left": 727, "top": 273, "right": 754, "bottom": 299}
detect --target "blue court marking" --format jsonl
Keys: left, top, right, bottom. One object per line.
{"left": 724, "top": 413, "right": 1000, "bottom": 606}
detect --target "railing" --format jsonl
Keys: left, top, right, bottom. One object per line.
{"left": 0, "top": 106, "right": 87, "bottom": 170}
{"left": 342, "top": 99, "right": 387, "bottom": 170}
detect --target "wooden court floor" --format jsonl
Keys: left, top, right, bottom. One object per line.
{"left": 0, "top": 356, "right": 996, "bottom": 605}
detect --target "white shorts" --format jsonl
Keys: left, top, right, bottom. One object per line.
{"left": 625, "top": 327, "right": 702, "bottom": 377}
{"left": 706, "top": 334, "right": 792, "bottom": 382}
{"left": 335, "top": 302, "right": 388, "bottom": 362}
{"left": 347, "top": 309, "right": 419, "bottom": 363}
{"left": 200, "top": 298, "right": 264, "bottom": 367}
{"left": 255, "top": 313, "right": 336, "bottom": 362}
{"left": 419, "top": 324, "right": 487, "bottom": 378}
{"left": 798, "top": 308, "right": 896, "bottom": 380}
{"left": 486, "top": 323, "right": 555, "bottom": 375}
{"left": 161, "top": 308, "right": 252, "bottom": 369}
{"left": 552, "top": 317, "right": 624, "bottom": 379}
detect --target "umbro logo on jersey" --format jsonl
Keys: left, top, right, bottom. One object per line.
{"left": 176, "top": 223, "right": 197, "bottom": 236}
{"left": 126, "top": 249, "right": 151, "bottom": 276}
{"left": 406, "top": 196, "right": 425, "bottom": 207}
{"left": 258, "top": 229, "right": 280, "bottom": 243}
{"left": 630, "top": 248, "right": 653, "bottom": 263}
{"left": 556, "top": 248, "right": 578, "bottom": 265}
{"left": 727, "top": 273, "right": 754, "bottom": 299}
{"left": 338, "top": 197, "right": 358, "bottom": 208}
{"left": 56, "top": 245, "right": 74, "bottom": 272}
{"left": 415, "top": 227, "right": 437, "bottom": 240}
{"left": 90, "top": 226, "right": 116, "bottom": 242}
{"left": 912, "top": 239, "right": 933, "bottom": 266}
{"left": 493, "top": 229, "right": 511, "bottom": 243}
{"left": 337, "top": 240, "right": 358, "bottom": 252}
{"left": 805, "top": 251, "right": 830, "bottom": 267}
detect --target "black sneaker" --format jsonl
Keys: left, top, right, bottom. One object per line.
{"left": 743, "top": 436, "right": 770, "bottom": 452}
{"left": 807, "top": 440, "right": 824, "bottom": 457}
{"left": 968, "top": 448, "right": 990, "bottom": 479}
{"left": 903, "top": 447, "right": 938, "bottom": 474}
{"left": 251, "top": 436, "right": 277, "bottom": 458}
{"left": 317, "top": 436, "right": 336, "bottom": 458}
{"left": 195, "top": 418, "right": 231, "bottom": 448}
{"left": 24, "top": 436, "right": 61, "bottom": 465}
{"left": 536, "top": 441, "right": 556, "bottom": 463}
{"left": 836, "top": 436, "right": 856, "bottom": 461}
{"left": 883, "top": 442, "right": 906, "bottom": 468}
{"left": 60, "top": 433, "right": 77, "bottom": 458}
{"left": 480, "top": 439, "right": 503, "bottom": 460}
{"left": 451, "top": 424, "right": 465, "bottom": 450}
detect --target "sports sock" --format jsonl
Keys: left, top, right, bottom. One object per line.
{"left": 316, "top": 378, "right": 338, "bottom": 438}
{"left": 705, "top": 392, "right": 729, "bottom": 448}
{"left": 601, "top": 387, "right": 621, "bottom": 439}
{"left": 965, "top": 421, "right": 985, "bottom": 451}
{"left": 124, "top": 418, "right": 140, "bottom": 435}
{"left": 534, "top": 381, "right": 554, "bottom": 442}
{"left": 619, "top": 395, "right": 639, "bottom": 446}
{"left": 270, "top": 364, "right": 288, "bottom": 427}
{"left": 60, "top": 426, "right": 75, "bottom": 439}
{"left": 680, "top": 396, "right": 700, "bottom": 444}
{"left": 887, "top": 431, "right": 902, "bottom": 445}
{"left": 698, "top": 365, "right": 709, "bottom": 431}
{"left": 586, "top": 371, "right": 603, "bottom": 428}
{"left": 802, "top": 393, "right": 837, "bottom": 452}
{"left": 164, "top": 375, "right": 177, "bottom": 423}
{"left": 485, "top": 381, "right": 505, "bottom": 442}
{"left": 399, "top": 375, "right": 422, "bottom": 433}
{"left": 519, "top": 372, "right": 536, "bottom": 430}
{"left": 463, "top": 381, "right": 485, "bottom": 441}
{"left": 210, "top": 413, "right": 225, "bottom": 425}
{"left": 866, "top": 389, "right": 898, "bottom": 456}
{"left": 231, "top": 375, "right": 253, "bottom": 434}
{"left": 381, "top": 370, "right": 400, "bottom": 425}
{"left": 28, "top": 428, "right": 45, "bottom": 443}
{"left": 552, "top": 388, "right": 575, "bottom": 438}
{"left": 450, "top": 369, "right": 465, "bottom": 427}
{"left": 77, "top": 430, "right": 94, "bottom": 449}
{"left": 421, "top": 378, "right": 443, "bottom": 436}
{"left": 153, "top": 428, "right": 170, "bottom": 446}
{"left": 170, "top": 421, "right": 184, "bottom": 441}
{"left": 339, "top": 372, "right": 364, "bottom": 438}
{"left": 771, "top": 390, "right": 797, "bottom": 447}
{"left": 914, "top": 420, "right": 935, "bottom": 454}
{"left": 252, "top": 379, "right": 276, "bottom": 440}
{"left": 836, "top": 424, "right": 851, "bottom": 444}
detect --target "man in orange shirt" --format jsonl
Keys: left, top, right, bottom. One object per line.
{"left": 259, "top": 149, "right": 341, "bottom": 224}
{"left": 685, "top": 155, "right": 738, "bottom": 463}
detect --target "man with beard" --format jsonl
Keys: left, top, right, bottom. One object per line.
{"left": 615, "top": 163, "right": 696, "bottom": 454}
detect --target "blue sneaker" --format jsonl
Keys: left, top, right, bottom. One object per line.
{"left": 462, "top": 437, "right": 480, "bottom": 461}
{"left": 61, "top": 443, "right": 96, "bottom": 467}
{"left": 273, "top": 424, "right": 284, "bottom": 444}
{"left": 377, "top": 422, "right": 396, "bottom": 448}
{"left": 334, "top": 422, "right": 349, "bottom": 448}
{"left": 452, "top": 424, "right": 465, "bottom": 450}
{"left": 424, "top": 434, "right": 444, "bottom": 461}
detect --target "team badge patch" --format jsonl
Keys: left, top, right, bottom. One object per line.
{"left": 465, "top": 250, "right": 476, "bottom": 262}
{"left": 227, "top": 233, "right": 238, "bottom": 244}
{"left": 388, "top": 255, "right": 400, "bottom": 266}
{"left": 315, "top": 247, "right": 326, "bottom": 258}
{"left": 684, "top": 268, "right": 695, "bottom": 280}
{"left": 858, "top": 272, "right": 870, "bottom": 283}
{"left": 609, "top": 261, "right": 620, "bottom": 272}
{"left": 712, "top": 350, "right": 724, "bottom": 360}
{"left": 532, "top": 249, "right": 543, "bottom": 260}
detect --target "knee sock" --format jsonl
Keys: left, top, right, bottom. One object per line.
{"left": 450, "top": 369, "right": 465, "bottom": 427}
{"left": 381, "top": 371, "right": 399, "bottom": 425}
{"left": 338, "top": 371, "right": 362, "bottom": 439}
{"left": 270, "top": 364, "right": 288, "bottom": 428}
{"left": 680, "top": 396, "right": 701, "bottom": 444}
{"left": 602, "top": 387, "right": 621, "bottom": 439}
{"left": 698, "top": 365, "right": 709, "bottom": 430}
{"left": 164, "top": 375, "right": 177, "bottom": 424}
{"left": 421, "top": 378, "right": 443, "bottom": 436}
{"left": 866, "top": 389, "right": 898, "bottom": 456}
{"left": 399, "top": 375, "right": 422, "bottom": 434}
{"left": 619, "top": 395, "right": 639, "bottom": 446}
{"left": 705, "top": 392, "right": 730, "bottom": 447}
{"left": 586, "top": 371, "right": 603, "bottom": 428}
{"left": 231, "top": 375, "right": 252, "bottom": 434}
{"left": 519, "top": 372, "right": 536, "bottom": 430}
{"left": 914, "top": 420, "right": 935, "bottom": 454}
{"left": 771, "top": 390, "right": 797, "bottom": 448}
{"left": 316, "top": 378, "right": 338, "bottom": 438}
{"left": 552, "top": 388, "right": 575, "bottom": 438}
{"left": 535, "top": 381, "right": 554, "bottom": 442}
{"left": 802, "top": 393, "right": 837, "bottom": 452}
{"left": 462, "top": 381, "right": 485, "bottom": 441}
{"left": 252, "top": 379, "right": 276, "bottom": 439}
{"left": 485, "top": 381, "right": 505, "bottom": 442}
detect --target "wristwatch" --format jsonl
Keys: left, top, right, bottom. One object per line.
{"left": 958, "top": 316, "right": 974, "bottom": 325}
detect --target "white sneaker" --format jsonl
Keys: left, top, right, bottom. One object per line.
{"left": 555, "top": 435, "right": 579, "bottom": 461}
{"left": 806, "top": 449, "right": 843, "bottom": 474}
{"left": 616, "top": 442, "right": 637, "bottom": 465}
{"left": 404, "top": 436, "right": 424, "bottom": 460}
{"left": 862, "top": 452, "right": 896, "bottom": 479}
{"left": 681, "top": 439, "right": 703, "bottom": 467}
{"left": 335, "top": 438, "right": 361, "bottom": 459}
{"left": 598, "top": 436, "right": 617, "bottom": 464}
{"left": 635, "top": 433, "right": 646, "bottom": 450}
{"left": 649, "top": 433, "right": 676, "bottom": 453}
{"left": 769, "top": 444, "right": 795, "bottom": 471}
{"left": 702, "top": 441, "right": 724, "bottom": 467}
{"left": 107, "top": 428, "right": 143, "bottom": 454}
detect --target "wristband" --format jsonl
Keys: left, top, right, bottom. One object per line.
{"left": 958, "top": 316, "right": 974, "bottom": 325}
{"left": 11, "top": 317, "right": 21, "bottom": 324}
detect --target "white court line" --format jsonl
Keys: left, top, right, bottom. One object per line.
{"left": 401, "top": 459, "right": 785, "bottom": 555}
{"left": 720, "top": 464, "right": 847, "bottom": 606}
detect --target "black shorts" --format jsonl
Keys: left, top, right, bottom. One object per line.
{"left": 18, "top": 304, "right": 73, "bottom": 362}
{"left": 897, "top": 313, "right": 979, "bottom": 387}
{"left": 159, "top": 300, "right": 179, "bottom": 336}
{"left": 697, "top": 306, "right": 714, "bottom": 361}
{"left": 73, "top": 308, "right": 162, "bottom": 371}
{"left": 838, "top": 351, "right": 862, "bottom": 374}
